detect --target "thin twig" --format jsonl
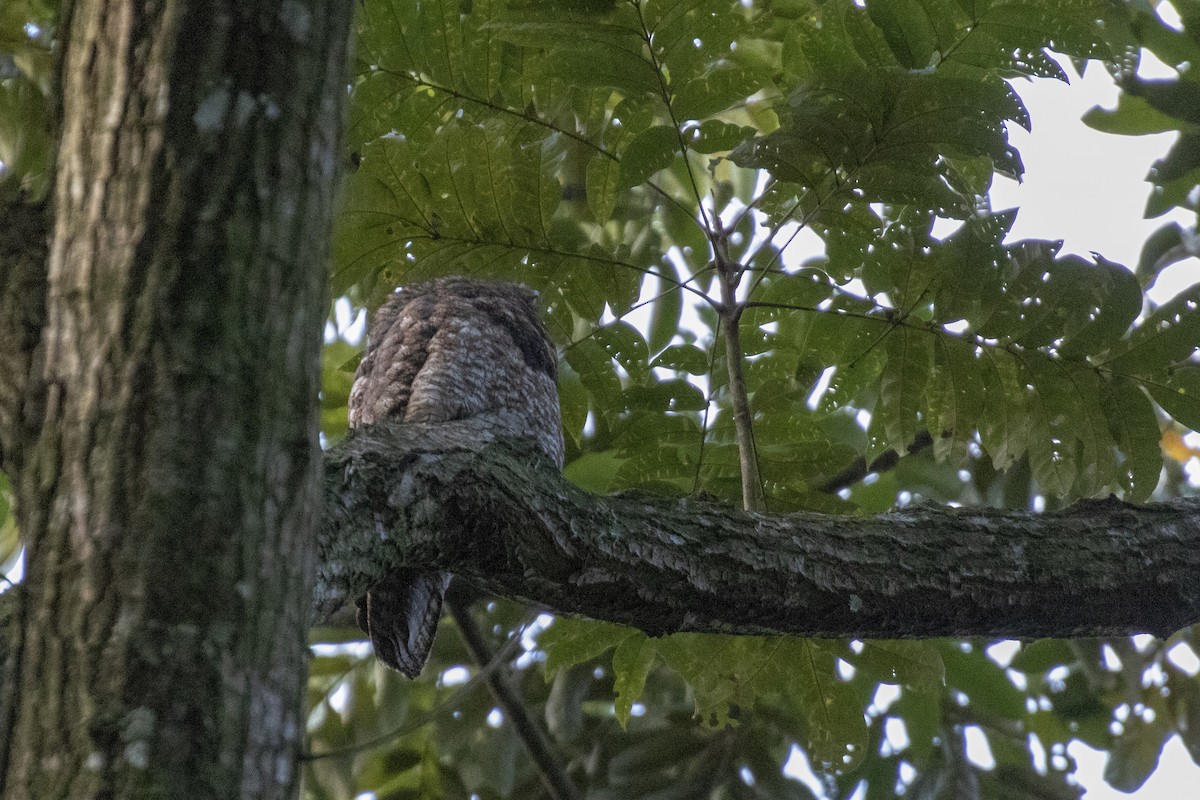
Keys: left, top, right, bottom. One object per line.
{"left": 631, "top": 0, "right": 712, "bottom": 234}
{"left": 301, "top": 613, "right": 536, "bottom": 762}
{"left": 446, "top": 598, "right": 581, "bottom": 800}
{"left": 818, "top": 430, "right": 936, "bottom": 495}
{"left": 712, "top": 219, "right": 765, "bottom": 512}
{"left": 690, "top": 309, "right": 722, "bottom": 495}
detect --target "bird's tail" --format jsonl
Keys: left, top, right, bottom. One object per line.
{"left": 359, "top": 568, "right": 452, "bottom": 678}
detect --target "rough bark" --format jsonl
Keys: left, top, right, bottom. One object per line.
{"left": 316, "top": 421, "right": 1200, "bottom": 642}
{"left": 0, "top": 1, "right": 350, "bottom": 798}
{"left": 0, "top": 199, "right": 49, "bottom": 477}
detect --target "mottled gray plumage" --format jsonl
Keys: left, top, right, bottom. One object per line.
{"left": 348, "top": 276, "right": 563, "bottom": 677}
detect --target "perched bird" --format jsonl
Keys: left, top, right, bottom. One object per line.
{"left": 347, "top": 276, "right": 563, "bottom": 677}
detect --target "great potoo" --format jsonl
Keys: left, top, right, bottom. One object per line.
{"left": 347, "top": 276, "right": 564, "bottom": 677}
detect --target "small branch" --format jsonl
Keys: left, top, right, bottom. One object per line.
{"left": 819, "top": 430, "right": 936, "bottom": 495}
{"left": 717, "top": 292, "right": 764, "bottom": 513}
{"left": 316, "top": 422, "right": 1200, "bottom": 642}
{"left": 712, "top": 222, "right": 764, "bottom": 513}
{"left": 631, "top": 1, "right": 711, "bottom": 232}
{"left": 446, "top": 597, "right": 581, "bottom": 800}
{"left": 302, "top": 612, "right": 538, "bottom": 762}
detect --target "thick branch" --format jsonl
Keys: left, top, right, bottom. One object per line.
{"left": 317, "top": 422, "right": 1200, "bottom": 641}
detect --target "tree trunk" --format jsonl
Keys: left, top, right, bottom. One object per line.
{"left": 0, "top": 1, "right": 350, "bottom": 798}
{"left": 0, "top": 200, "right": 48, "bottom": 474}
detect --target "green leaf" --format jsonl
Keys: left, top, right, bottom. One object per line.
{"left": 563, "top": 450, "right": 624, "bottom": 493}
{"left": 1123, "top": 77, "right": 1200, "bottom": 126}
{"left": 861, "top": 211, "right": 936, "bottom": 307}
{"left": 925, "top": 336, "right": 983, "bottom": 458}
{"left": 1136, "top": 222, "right": 1189, "bottom": 284}
{"left": 625, "top": 378, "right": 707, "bottom": 412}
{"left": 619, "top": 125, "right": 681, "bottom": 189}
{"left": 753, "top": 268, "right": 837, "bottom": 319}
{"left": 970, "top": 244, "right": 1138, "bottom": 354}
{"left": 1009, "top": 639, "right": 1073, "bottom": 675}
{"left": 544, "top": 666, "right": 589, "bottom": 742}
{"left": 650, "top": 633, "right": 868, "bottom": 769}
{"left": 943, "top": 0, "right": 1109, "bottom": 78}
{"left": 587, "top": 151, "right": 623, "bottom": 224}
{"left": 490, "top": 4, "right": 659, "bottom": 95}
{"left": 731, "top": 69, "right": 1025, "bottom": 213}
{"left": 592, "top": 321, "right": 651, "bottom": 378}
{"left": 0, "top": 471, "right": 15, "bottom": 571}
{"left": 0, "top": 73, "right": 52, "bottom": 199}
{"left": 1022, "top": 359, "right": 1085, "bottom": 496}
{"left": 650, "top": 343, "right": 711, "bottom": 374}
{"left": 333, "top": 119, "right": 562, "bottom": 294}
{"left": 1060, "top": 257, "right": 1143, "bottom": 357}
{"left": 605, "top": 728, "right": 705, "bottom": 783}
{"left": 1104, "top": 718, "right": 1169, "bottom": 793}
{"left": 353, "top": 0, "right": 522, "bottom": 142}
{"left": 877, "top": 326, "right": 932, "bottom": 453}
{"left": 1102, "top": 378, "right": 1164, "bottom": 502}
{"left": 931, "top": 210, "right": 1014, "bottom": 327}
{"left": 1068, "top": 367, "right": 1119, "bottom": 496}
{"left": 1168, "top": 668, "right": 1200, "bottom": 766}
{"left": 941, "top": 642, "right": 1027, "bottom": 719}
{"left": 567, "top": 338, "right": 625, "bottom": 414}
{"left": 788, "top": 639, "right": 869, "bottom": 771}
{"left": 1148, "top": 365, "right": 1200, "bottom": 432}
{"left": 891, "top": 688, "right": 943, "bottom": 763}
{"left": 864, "top": 0, "right": 949, "bottom": 69}
{"left": 1083, "top": 92, "right": 1185, "bottom": 136}
{"left": 852, "top": 641, "right": 946, "bottom": 690}
{"left": 646, "top": 0, "right": 748, "bottom": 81}
{"left": 684, "top": 120, "right": 757, "bottom": 154}
{"left": 647, "top": 265, "right": 685, "bottom": 353}
{"left": 539, "top": 618, "right": 640, "bottom": 675}
{"left": 1106, "top": 283, "right": 1200, "bottom": 376}
{"left": 977, "top": 348, "right": 1027, "bottom": 470}
{"left": 672, "top": 64, "right": 761, "bottom": 120}
{"left": 558, "top": 361, "right": 591, "bottom": 447}
{"left": 532, "top": 44, "right": 661, "bottom": 95}
{"left": 1148, "top": 132, "right": 1200, "bottom": 210}
{"left": 612, "top": 633, "right": 657, "bottom": 727}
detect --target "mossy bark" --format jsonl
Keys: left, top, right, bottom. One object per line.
{"left": 0, "top": 1, "right": 350, "bottom": 798}
{"left": 318, "top": 422, "right": 1200, "bottom": 642}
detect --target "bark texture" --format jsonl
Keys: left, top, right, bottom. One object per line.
{"left": 0, "top": 1, "right": 350, "bottom": 798}
{"left": 317, "top": 422, "right": 1200, "bottom": 642}
{"left": 0, "top": 199, "right": 49, "bottom": 476}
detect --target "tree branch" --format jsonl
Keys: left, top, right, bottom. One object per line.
{"left": 712, "top": 227, "right": 765, "bottom": 514}
{"left": 316, "top": 421, "right": 1200, "bottom": 642}
{"left": 819, "top": 430, "right": 935, "bottom": 494}
{"left": 446, "top": 597, "right": 581, "bottom": 800}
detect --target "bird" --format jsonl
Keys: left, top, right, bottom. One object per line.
{"left": 347, "top": 276, "right": 563, "bottom": 677}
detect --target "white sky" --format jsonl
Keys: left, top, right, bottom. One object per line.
{"left": 996, "top": 53, "right": 1200, "bottom": 800}
{"left": 994, "top": 60, "right": 1198, "bottom": 300}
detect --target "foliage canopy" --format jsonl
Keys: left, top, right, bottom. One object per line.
{"left": 3, "top": 0, "right": 1200, "bottom": 798}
